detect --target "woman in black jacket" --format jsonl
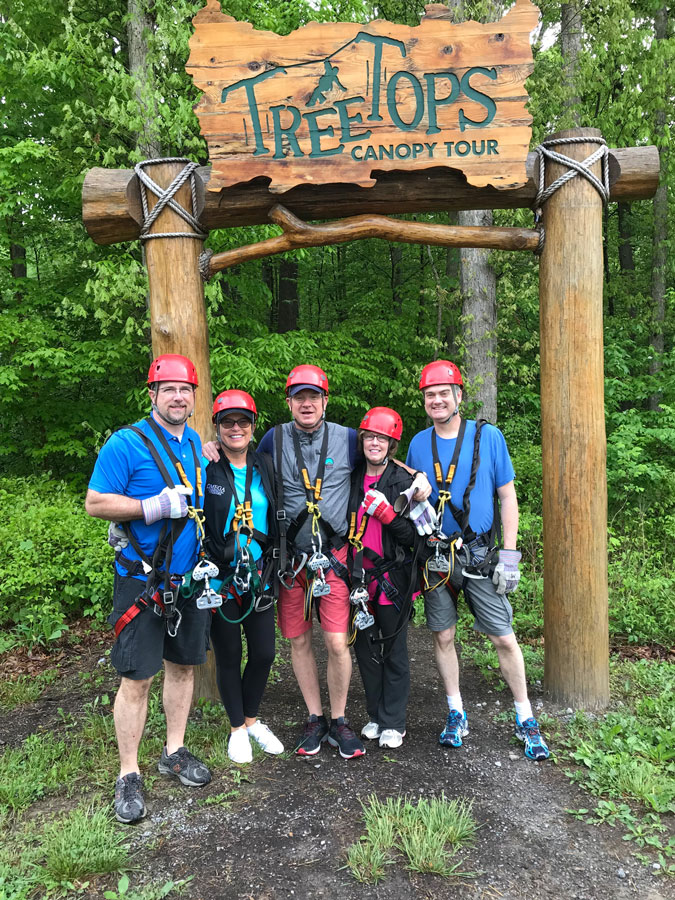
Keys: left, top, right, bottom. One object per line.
{"left": 203, "top": 390, "right": 282, "bottom": 764}
{"left": 347, "top": 407, "right": 419, "bottom": 750}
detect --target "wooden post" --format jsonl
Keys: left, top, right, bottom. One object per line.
{"left": 539, "top": 128, "right": 610, "bottom": 709}
{"left": 141, "top": 160, "right": 218, "bottom": 702}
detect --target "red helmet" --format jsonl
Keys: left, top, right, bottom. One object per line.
{"left": 419, "top": 360, "right": 463, "bottom": 390}
{"left": 359, "top": 407, "right": 403, "bottom": 441}
{"left": 285, "top": 364, "right": 329, "bottom": 396}
{"left": 212, "top": 389, "right": 257, "bottom": 423}
{"left": 148, "top": 354, "right": 198, "bottom": 387}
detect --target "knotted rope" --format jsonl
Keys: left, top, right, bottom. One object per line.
{"left": 134, "top": 157, "right": 207, "bottom": 242}
{"left": 531, "top": 136, "right": 610, "bottom": 256}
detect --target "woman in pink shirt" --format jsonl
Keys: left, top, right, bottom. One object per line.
{"left": 347, "top": 407, "right": 420, "bottom": 749}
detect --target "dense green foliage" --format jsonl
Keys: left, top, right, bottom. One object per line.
{"left": 0, "top": 0, "right": 673, "bottom": 646}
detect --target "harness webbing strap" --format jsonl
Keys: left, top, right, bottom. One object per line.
{"left": 290, "top": 424, "right": 330, "bottom": 538}
{"left": 116, "top": 419, "right": 202, "bottom": 635}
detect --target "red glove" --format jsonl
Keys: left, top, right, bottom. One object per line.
{"left": 362, "top": 489, "right": 396, "bottom": 524}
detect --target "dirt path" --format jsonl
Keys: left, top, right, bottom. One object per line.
{"left": 2, "top": 624, "right": 673, "bottom": 900}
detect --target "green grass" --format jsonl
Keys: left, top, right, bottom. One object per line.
{"left": 344, "top": 793, "right": 477, "bottom": 884}
{"left": 560, "top": 658, "right": 675, "bottom": 875}
{"left": 0, "top": 670, "right": 59, "bottom": 710}
{"left": 40, "top": 805, "right": 131, "bottom": 887}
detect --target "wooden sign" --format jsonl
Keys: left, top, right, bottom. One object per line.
{"left": 187, "top": 0, "right": 539, "bottom": 194}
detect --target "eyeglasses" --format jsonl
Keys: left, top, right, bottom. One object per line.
{"left": 219, "top": 418, "right": 252, "bottom": 430}
{"left": 362, "top": 433, "right": 389, "bottom": 444}
{"left": 156, "top": 386, "right": 194, "bottom": 397}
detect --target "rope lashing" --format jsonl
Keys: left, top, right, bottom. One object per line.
{"left": 199, "top": 248, "right": 214, "bottom": 282}
{"left": 531, "top": 137, "right": 610, "bottom": 256}
{"left": 134, "top": 157, "right": 207, "bottom": 242}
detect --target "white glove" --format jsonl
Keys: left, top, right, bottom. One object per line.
{"left": 408, "top": 499, "right": 438, "bottom": 535}
{"left": 492, "top": 549, "right": 522, "bottom": 595}
{"left": 410, "top": 471, "right": 432, "bottom": 501}
{"left": 107, "top": 522, "right": 128, "bottom": 551}
{"left": 141, "top": 485, "right": 191, "bottom": 525}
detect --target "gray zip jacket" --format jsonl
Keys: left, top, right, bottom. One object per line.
{"left": 259, "top": 421, "right": 356, "bottom": 555}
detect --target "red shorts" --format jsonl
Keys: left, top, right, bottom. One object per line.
{"left": 277, "top": 544, "right": 350, "bottom": 639}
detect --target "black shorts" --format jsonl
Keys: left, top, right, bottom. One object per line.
{"left": 108, "top": 572, "right": 210, "bottom": 680}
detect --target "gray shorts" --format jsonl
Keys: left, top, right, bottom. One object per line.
{"left": 424, "top": 562, "right": 514, "bottom": 637}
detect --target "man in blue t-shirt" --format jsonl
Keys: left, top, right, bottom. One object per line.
{"left": 406, "top": 360, "right": 549, "bottom": 761}
{"left": 86, "top": 354, "right": 211, "bottom": 824}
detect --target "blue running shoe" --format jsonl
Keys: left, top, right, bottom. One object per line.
{"left": 439, "top": 709, "right": 468, "bottom": 748}
{"left": 515, "top": 716, "right": 550, "bottom": 760}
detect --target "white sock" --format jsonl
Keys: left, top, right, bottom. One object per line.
{"left": 447, "top": 694, "right": 463, "bottom": 714}
{"left": 514, "top": 700, "right": 533, "bottom": 722}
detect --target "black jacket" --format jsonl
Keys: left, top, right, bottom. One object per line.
{"left": 347, "top": 459, "right": 420, "bottom": 600}
{"left": 203, "top": 448, "right": 277, "bottom": 571}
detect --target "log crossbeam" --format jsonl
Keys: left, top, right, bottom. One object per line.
{"left": 205, "top": 204, "right": 540, "bottom": 276}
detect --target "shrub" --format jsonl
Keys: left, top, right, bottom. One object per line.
{"left": 0, "top": 476, "right": 112, "bottom": 646}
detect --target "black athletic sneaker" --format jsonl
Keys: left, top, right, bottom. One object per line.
{"left": 158, "top": 746, "right": 211, "bottom": 786}
{"left": 328, "top": 717, "right": 366, "bottom": 759}
{"left": 114, "top": 772, "right": 146, "bottom": 824}
{"left": 296, "top": 714, "right": 329, "bottom": 756}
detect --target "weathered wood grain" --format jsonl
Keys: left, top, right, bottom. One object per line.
{"left": 81, "top": 145, "right": 659, "bottom": 245}
{"left": 539, "top": 128, "right": 610, "bottom": 709}
{"left": 205, "top": 204, "right": 540, "bottom": 274}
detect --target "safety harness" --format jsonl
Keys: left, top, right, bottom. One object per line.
{"left": 347, "top": 466, "right": 420, "bottom": 654}
{"left": 114, "top": 418, "right": 207, "bottom": 638}
{"left": 275, "top": 424, "right": 349, "bottom": 622}
{"left": 203, "top": 449, "right": 275, "bottom": 624}
{"left": 427, "top": 419, "right": 500, "bottom": 587}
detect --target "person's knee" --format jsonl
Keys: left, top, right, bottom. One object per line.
{"left": 290, "top": 630, "right": 313, "bottom": 656}
{"left": 118, "top": 675, "right": 153, "bottom": 702}
{"left": 323, "top": 631, "right": 349, "bottom": 658}
{"left": 433, "top": 626, "right": 456, "bottom": 652}
{"left": 164, "top": 661, "right": 194, "bottom": 683}
{"left": 489, "top": 631, "right": 517, "bottom": 653}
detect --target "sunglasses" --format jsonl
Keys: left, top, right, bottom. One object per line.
{"left": 219, "top": 418, "right": 252, "bottom": 430}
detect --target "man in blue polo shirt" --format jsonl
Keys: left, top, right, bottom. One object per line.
{"left": 406, "top": 360, "right": 549, "bottom": 761}
{"left": 86, "top": 354, "right": 211, "bottom": 824}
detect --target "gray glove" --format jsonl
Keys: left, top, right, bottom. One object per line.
{"left": 107, "top": 522, "right": 128, "bottom": 552}
{"left": 408, "top": 499, "right": 438, "bottom": 536}
{"left": 492, "top": 549, "right": 521, "bottom": 595}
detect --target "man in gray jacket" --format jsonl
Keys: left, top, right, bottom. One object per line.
{"left": 258, "top": 365, "right": 365, "bottom": 759}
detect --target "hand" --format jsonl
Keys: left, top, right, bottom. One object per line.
{"left": 411, "top": 472, "right": 432, "bottom": 502}
{"left": 141, "top": 485, "right": 191, "bottom": 525}
{"left": 408, "top": 499, "right": 438, "bottom": 535}
{"left": 203, "top": 440, "right": 220, "bottom": 463}
{"left": 107, "top": 522, "right": 128, "bottom": 551}
{"left": 362, "top": 489, "right": 396, "bottom": 524}
{"left": 492, "top": 549, "right": 521, "bottom": 594}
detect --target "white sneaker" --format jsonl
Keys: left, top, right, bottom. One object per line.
{"left": 379, "top": 728, "right": 405, "bottom": 749}
{"left": 228, "top": 728, "right": 253, "bottom": 764}
{"left": 247, "top": 721, "right": 284, "bottom": 755}
{"left": 361, "top": 721, "right": 381, "bottom": 740}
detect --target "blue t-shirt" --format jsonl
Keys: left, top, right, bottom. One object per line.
{"left": 88, "top": 417, "right": 204, "bottom": 579}
{"left": 405, "top": 421, "right": 515, "bottom": 536}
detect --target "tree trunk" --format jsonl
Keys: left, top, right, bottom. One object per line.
{"left": 10, "top": 240, "right": 27, "bottom": 301}
{"left": 277, "top": 258, "right": 299, "bottom": 333}
{"left": 459, "top": 208, "right": 497, "bottom": 423}
{"left": 389, "top": 243, "right": 403, "bottom": 314}
{"left": 617, "top": 203, "right": 635, "bottom": 273}
{"left": 561, "top": 3, "right": 582, "bottom": 120}
{"left": 126, "top": 0, "right": 162, "bottom": 159}
{"left": 444, "top": 0, "right": 500, "bottom": 423}
{"left": 649, "top": 5, "right": 668, "bottom": 412}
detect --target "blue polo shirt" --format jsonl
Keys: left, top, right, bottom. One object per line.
{"left": 89, "top": 416, "right": 204, "bottom": 579}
